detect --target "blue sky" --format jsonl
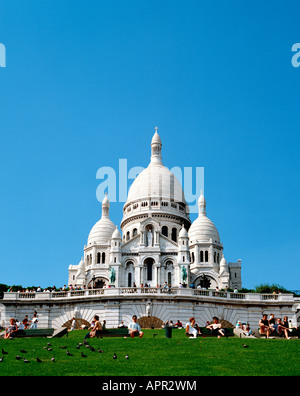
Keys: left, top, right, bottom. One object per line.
{"left": 0, "top": 1, "right": 299, "bottom": 290}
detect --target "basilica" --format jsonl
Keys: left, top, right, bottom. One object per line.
{"left": 68, "top": 129, "right": 242, "bottom": 291}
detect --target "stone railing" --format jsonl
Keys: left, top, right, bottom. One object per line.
{"left": 2, "top": 289, "right": 296, "bottom": 302}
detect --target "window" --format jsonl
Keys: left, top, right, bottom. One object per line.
{"left": 102, "top": 252, "right": 105, "bottom": 264}
{"left": 126, "top": 231, "right": 130, "bottom": 241}
{"left": 171, "top": 228, "right": 177, "bottom": 242}
{"left": 145, "top": 258, "right": 154, "bottom": 281}
{"left": 205, "top": 251, "right": 208, "bottom": 262}
{"left": 214, "top": 252, "right": 216, "bottom": 263}
{"left": 168, "top": 272, "right": 172, "bottom": 286}
{"left": 114, "top": 257, "right": 116, "bottom": 263}
{"left": 191, "top": 252, "right": 195, "bottom": 263}
{"left": 132, "top": 228, "right": 137, "bottom": 237}
{"left": 97, "top": 252, "right": 101, "bottom": 264}
{"left": 200, "top": 251, "right": 204, "bottom": 262}
{"left": 128, "top": 273, "right": 132, "bottom": 287}
{"left": 162, "top": 226, "right": 168, "bottom": 237}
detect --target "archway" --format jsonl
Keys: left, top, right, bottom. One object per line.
{"left": 194, "top": 274, "right": 218, "bottom": 289}
{"left": 207, "top": 319, "right": 235, "bottom": 329}
{"left": 62, "top": 318, "right": 91, "bottom": 330}
{"left": 88, "top": 277, "right": 108, "bottom": 289}
{"left": 137, "top": 316, "right": 164, "bottom": 329}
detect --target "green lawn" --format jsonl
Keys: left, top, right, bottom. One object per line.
{"left": 0, "top": 329, "right": 299, "bottom": 376}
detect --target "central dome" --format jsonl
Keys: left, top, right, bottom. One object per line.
{"left": 126, "top": 129, "right": 186, "bottom": 204}
{"left": 126, "top": 162, "right": 186, "bottom": 203}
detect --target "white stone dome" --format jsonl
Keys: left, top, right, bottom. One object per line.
{"left": 112, "top": 225, "right": 122, "bottom": 239}
{"left": 188, "top": 192, "right": 220, "bottom": 244}
{"left": 126, "top": 128, "right": 186, "bottom": 204}
{"left": 87, "top": 195, "right": 115, "bottom": 245}
{"left": 127, "top": 161, "right": 186, "bottom": 203}
{"left": 179, "top": 224, "right": 189, "bottom": 238}
{"left": 78, "top": 257, "right": 85, "bottom": 268}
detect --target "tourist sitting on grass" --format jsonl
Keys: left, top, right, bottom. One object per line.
{"left": 4, "top": 318, "right": 18, "bottom": 339}
{"left": 22, "top": 315, "right": 29, "bottom": 329}
{"left": 268, "top": 314, "right": 278, "bottom": 334}
{"left": 128, "top": 315, "right": 144, "bottom": 338}
{"left": 185, "top": 317, "right": 201, "bottom": 338}
{"left": 243, "top": 324, "right": 252, "bottom": 336}
{"left": 276, "top": 318, "right": 291, "bottom": 339}
{"left": 259, "top": 314, "right": 271, "bottom": 338}
{"left": 236, "top": 321, "right": 243, "bottom": 330}
{"left": 84, "top": 315, "right": 103, "bottom": 339}
{"left": 174, "top": 320, "right": 183, "bottom": 329}
{"left": 206, "top": 317, "right": 227, "bottom": 338}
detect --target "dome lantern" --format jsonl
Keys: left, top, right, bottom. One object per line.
{"left": 150, "top": 126, "right": 163, "bottom": 165}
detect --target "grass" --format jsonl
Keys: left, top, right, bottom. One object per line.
{"left": 0, "top": 329, "right": 299, "bottom": 376}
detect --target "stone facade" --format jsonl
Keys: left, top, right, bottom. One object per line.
{"left": 68, "top": 130, "right": 242, "bottom": 291}
{"left": 1, "top": 289, "right": 300, "bottom": 331}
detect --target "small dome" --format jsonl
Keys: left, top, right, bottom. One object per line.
{"left": 112, "top": 226, "right": 122, "bottom": 239}
{"left": 189, "top": 216, "right": 220, "bottom": 244}
{"left": 179, "top": 224, "right": 188, "bottom": 238}
{"left": 220, "top": 255, "right": 227, "bottom": 267}
{"left": 87, "top": 218, "right": 115, "bottom": 245}
{"left": 78, "top": 257, "right": 85, "bottom": 268}
{"left": 219, "top": 255, "right": 229, "bottom": 275}
{"left": 188, "top": 192, "right": 220, "bottom": 244}
{"left": 87, "top": 195, "right": 115, "bottom": 245}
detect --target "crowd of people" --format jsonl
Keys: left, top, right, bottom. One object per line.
{"left": 2, "top": 311, "right": 39, "bottom": 339}
{"left": 6, "top": 284, "right": 242, "bottom": 293}
{"left": 184, "top": 316, "right": 228, "bottom": 338}
{"left": 2, "top": 311, "right": 298, "bottom": 341}
{"left": 236, "top": 321, "right": 253, "bottom": 336}
{"left": 162, "top": 317, "right": 230, "bottom": 338}
{"left": 259, "top": 313, "right": 297, "bottom": 339}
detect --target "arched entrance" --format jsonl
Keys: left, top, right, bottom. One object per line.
{"left": 62, "top": 318, "right": 90, "bottom": 330}
{"left": 207, "top": 319, "right": 235, "bottom": 329}
{"left": 137, "top": 316, "right": 164, "bottom": 329}
{"left": 88, "top": 277, "right": 108, "bottom": 289}
{"left": 194, "top": 274, "right": 218, "bottom": 289}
